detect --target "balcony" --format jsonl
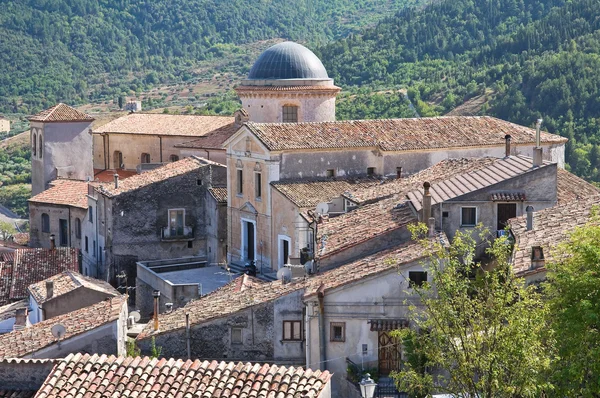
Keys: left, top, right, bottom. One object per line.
{"left": 161, "top": 226, "right": 194, "bottom": 241}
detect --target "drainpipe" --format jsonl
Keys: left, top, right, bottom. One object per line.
{"left": 153, "top": 290, "right": 160, "bottom": 331}
{"left": 186, "top": 312, "right": 191, "bottom": 360}
{"left": 304, "top": 303, "right": 311, "bottom": 369}
{"left": 159, "top": 136, "right": 163, "bottom": 163}
{"left": 317, "top": 284, "right": 327, "bottom": 370}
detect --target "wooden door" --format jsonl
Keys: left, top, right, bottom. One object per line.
{"left": 378, "top": 331, "right": 402, "bottom": 375}
{"left": 497, "top": 203, "right": 517, "bottom": 230}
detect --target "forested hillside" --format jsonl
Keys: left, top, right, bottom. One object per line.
{"left": 319, "top": 0, "right": 600, "bottom": 181}
{"left": 0, "top": 0, "right": 417, "bottom": 114}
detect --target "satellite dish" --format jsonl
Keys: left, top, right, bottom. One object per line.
{"left": 315, "top": 202, "right": 329, "bottom": 216}
{"left": 130, "top": 311, "right": 141, "bottom": 323}
{"left": 277, "top": 267, "right": 292, "bottom": 283}
{"left": 51, "top": 324, "right": 66, "bottom": 340}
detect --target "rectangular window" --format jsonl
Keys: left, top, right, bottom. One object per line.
{"left": 88, "top": 206, "right": 93, "bottom": 223}
{"left": 326, "top": 169, "right": 335, "bottom": 178}
{"left": 59, "top": 219, "right": 68, "bottom": 246}
{"left": 237, "top": 169, "right": 243, "bottom": 195}
{"left": 409, "top": 271, "right": 428, "bottom": 287}
{"left": 367, "top": 167, "right": 375, "bottom": 176}
{"left": 93, "top": 241, "right": 96, "bottom": 257}
{"left": 282, "top": 105, "right": 298, "bottom": 123}
{"left": 461, "top": 207, "right": 477, "bottom": 227}
{"left": 396, "top": 167, "right": 402, "bottom": 178}
{"left": 330, "top": 322, "right": 346, "bottom": 342}
{"left": 141, "top": 153, "right": 150, "bottom": 163}
{"left": 169, "top": 209, "right": 185, "bottom": 236}
{"left": 85, "top": 236, "right": 89, "bottom": 253}
{"left": 231, "top": 327, "right": 243, "bottom": 344}
{"left": 41, "top": 213, "right": 50, "bottom": 233}
{"left": 283, "top": 320, "right": 302, "bottom": 341}
{"left": 255, "top": 172, "right": 262, "bottom": 199}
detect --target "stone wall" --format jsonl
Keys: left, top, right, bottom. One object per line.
{"left": 0, "top": 358, "right": 57, "bottom": 390}
{"left": 28, "top": 203, "right": 86, "bottom": 249}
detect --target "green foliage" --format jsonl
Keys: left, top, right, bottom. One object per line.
{"left": 126, "top": 338, "right": 141, "bottom": 357}
{"left": 336, "top": 90, "right": 417, "bottom": 120}
{"left": 319, "top": 0, "right": 600, "bottom": 180}
{"left": 150, "top": 336, "right": 162, "bottom": 359}
{"left": 0, "top": 184, "right": 31, "bottom": 218}
{"left": 544, "top": 212, "right": 600, "bottom": 396}
{"left": 393, "top": 224, "right": 551, "bottom": 397}
{"left": 0, "top": 220, "right": 16, "bottom": 241}
{"left": 0, "top": 0, "right": 420, "bottom": 114}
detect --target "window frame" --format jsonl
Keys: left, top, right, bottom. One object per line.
{"left": 282, "top": 320, "right": 303, "bottom": 341}
{"left": 231, "top": 327, "right": 243, "bottom": 344}
{"left": 32, "top": 133, "right": 37, "bottom": 157}
{"left": 367, "top": 167, "right": 375, "bottom": 176}
{"left": 460, "top": 206, "right": 478, "bottom": 227}
{"left": 168, "top": 208, "right": 185, "bottom": 237}
{"left": 236, "top": 168, "right": 243, "bottom": 196}
{"left": 141, "top": 153, "right": 151, "bottom": 164}
{"left": 75, "top": 218, "right": 81, "bottom": 239}
{"left": 282, "top": 105, "right": 299, "bottom": 123}
{"left": 330, "top": 322, "right": 346, "bottom": 342}
{"left": 88, "top": 206, "right": 94, "bottom": 223}
{"left": 170, "top": 154, "right": 179, "bottom": 162}
{"left": 408, "top": 271, "right": 428, "bottom": 288}
{"left": 255, "top": 171, "right": 262, "bottom": 200}
{"left": 39, "top": 135, "right": 43, "bottom": 159}
{"left": 41, "top": 213, "right": 50, "bottom": 233}
{"left": 326, "top": 169, "right": 335, "bottom": 178}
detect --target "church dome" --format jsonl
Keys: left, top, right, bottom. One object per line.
{"left": 247, "top": 42, "right": 329, "bottom": 80}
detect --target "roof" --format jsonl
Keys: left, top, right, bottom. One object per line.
{"left": 95, "top": 156, "right": 221, "bottom": 197}
{"left": 344, "top": 157, "right": 498, "bottom": 205}
{"left": 93, "top": 168, "right": 137, "bottom": 183}
{"left": 93, "top": 113, "right": 234, "bottom": 137}
{"left": 35, "top": 353, "right": 332, "bottom": 398}
{"left": 557, "top": 168, "right": 600, "bottom": 204}
{"left": 209, "top": 187, "right": 228, "bottom": 203}
{"left": 272, "top": 177, "right": 378, "bottom": 209}
{"left": 2, "top": 248, "right": 79, "bottom": 305}
{"left": 174, "top": 122, "right": 239, "bottom": 150}
{"left": 408, "top": 155, "right": 553, "bottom": 212}
{"left": 317, "top": 199, "right": 417, "bottom": 259}
{"left": 509, "top": 195, "right": 600, "bottom": 276}
{"left": 247, "top": 41, "right": 329, "bottom": 80}
{"left": 306, "top": 235, "right": 445, "bottom": 298}
{"left": 28, "top": 103, "right": 94, "bottom": 123}
{"left": 137, "top": 275, "right": 303, "bottom": 340}
{"left": 28, "top": 180, "right": 89, "bottom": 209}
{"left": 244, "top": 116, "right": 567, "bottom": 152}
{"left": 27, "top": 270, "right": 118, "bottom": 304}
{"left": 0, "top": 296, "right": 125, "bottom": 359}
{"left": 0, "top": 300, "right": 27, "bottom": 323}
{"left": 0, "top": 391, "right": 35, "bottom": 398}
{"left": 235, "top": 85, "right": 340, "bottom": 93}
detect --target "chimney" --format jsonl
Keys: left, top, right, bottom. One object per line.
{"left": 422, "top": 182, "right": 432, "bottom": 222}
{"left": 533, "top": 119, "right": 543, "bottom": 167}
{"left": 46, "top": 280, "right": 54, "bottom": 299}
{"left": 153, "top": 290, "right": 160, "bottom": 331}
{"left": 428, "top": 217, "right": 435, "bottom": 238}
{"left": 13, "top": 308, "right": 28, "bottom": 331}
{"left": 114, "top": 173, "right": 119, "bottom": 189}
{"left": 49, "top": 234, "right": 56, "bottom": 250}
{"left": 526, "top": 205, "right": 534, "bottom": 231}
{"left": 504, "top": 135, "right": 512, "bottom": 157}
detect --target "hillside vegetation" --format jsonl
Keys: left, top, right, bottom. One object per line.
{"left": 319, "top": 0, "right": 600, "bottom": 181}
{"left": 0, "top": 0, "right": 419, "bottom": 115}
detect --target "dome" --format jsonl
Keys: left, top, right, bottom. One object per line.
{"left": 247, "top": 42, "right": 329, "bottom": 80}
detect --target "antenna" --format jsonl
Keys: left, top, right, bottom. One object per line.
{"left": 130, "top": 311, "right": 141, "bottom": 323}
{"left": 276, "top": 267, "right": 292, "bottom": 284}
{"left": 51, "top": 323, "right": 66, "bottom": 340}
{"left": 315, "top": 202, "right": 329, "bottom": 216}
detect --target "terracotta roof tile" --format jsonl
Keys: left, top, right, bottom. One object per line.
{"left": 93, "top": 168, "right": 137, "bottom": 183}
{"left": 490, "top": 192, "right": 526, "bottom": 201}
{"left": 94, "top": 113, "right": 234, "bottom": 137}
{"left": 174, "top": 122, "right": 239, "bottom": 149}
{"left": 209, "top": 187, "right": 228, "bottom": 203}
{"left": 35, "top": 353, "right": 331, "bottom": 398}
{"left": 6, "top": 248, "right": 79, "bottom": 304}
{"left": 344, "top": 157, "right": 498, "bottom": 205}
{"left": 306, "top": 235, "right": 445, "bottom": 298}
{"left": 557, "top": 168, "right": 600, "bottom": 204}
{"left": 137, "top": 275, "right": 301, "bottom": 341}
{"left": 509, "top": 195, "right": 600, "bottom": 276}
{"left": 28, "top": 180, "right": 89, "bottom": 209}
{"left": 0, "top": 391, "right": 35, "bottom": 398}
{"left": 28, "top": 104, "right": 94, "bottom": 123}
{"left": 27, "top": 270, "right": 118, "bottom": 304}
{"left": 272, "top": 177, "right": 378, "bottom": 208}
{"left": 95, "top": 156, "right": 222, "bottom": 197}
{"left": 0, "top": 296, "right": 126, "bottom": 359}
{"left": 0, "top": 300, "right": 28, "bottom": 323}
{"left": 245, "top": 116, "right": 567, "bottom": 151}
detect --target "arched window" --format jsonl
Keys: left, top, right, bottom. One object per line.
{"left": 38, "top": 135, "right": 43, "bottom": 159}
{"left": 32, "top": 133, "right": 37, "bottom": 157}
{"left": 41, "top": 213, "right": 50, "bottom": 233}
{"left": 282, "top": 105, "right": 298, "bottom": 123}
{"left": 170, "top": 154, "right": 179, "bottom": 162}
{"left": 75, "top": 218, "right": 81, "bottom": 239}
{"left": 141, "top": 153, "right": 151, "bottom": 164}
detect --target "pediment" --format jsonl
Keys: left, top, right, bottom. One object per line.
{"left": 239, "top": 201, "right": 258, "bottom": 214}
{"left": 226, "top": 127, "right": 269, "bottom": 156}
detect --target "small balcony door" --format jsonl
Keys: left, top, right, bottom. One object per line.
{"left": 59, "top": 219, "right": 68, "bottom": 247}
{"left": 169, "top": 209, "right": 184, "bottom": 237}
{"left": 497, "top": 203, "right": 517, "bottom": 231}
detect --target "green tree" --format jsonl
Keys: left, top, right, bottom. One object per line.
{"left": 393, "top": 225, "right": 551, "bottom": 397}
{"left": 0, "top": 221, "right": 16, "bottom": 241}
{"left": 544, "top": 214, "right": 600, "bottom": 397}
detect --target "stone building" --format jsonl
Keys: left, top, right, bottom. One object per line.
{"left": 28, "top": 180, "right": 88, "bottom": 249}
{"left": 28, "top": 104, "right": 94, "bottom": 196}
{"left": 81, "top": 156, "right": 227, "bottom": 286}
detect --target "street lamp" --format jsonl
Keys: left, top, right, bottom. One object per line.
{"left": 359, "top": 373, "right": 377, "bottom": 398}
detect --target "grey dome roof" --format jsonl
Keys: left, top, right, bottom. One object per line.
{"left": 247, "top": 42, "right": 329, "bottom": 80}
